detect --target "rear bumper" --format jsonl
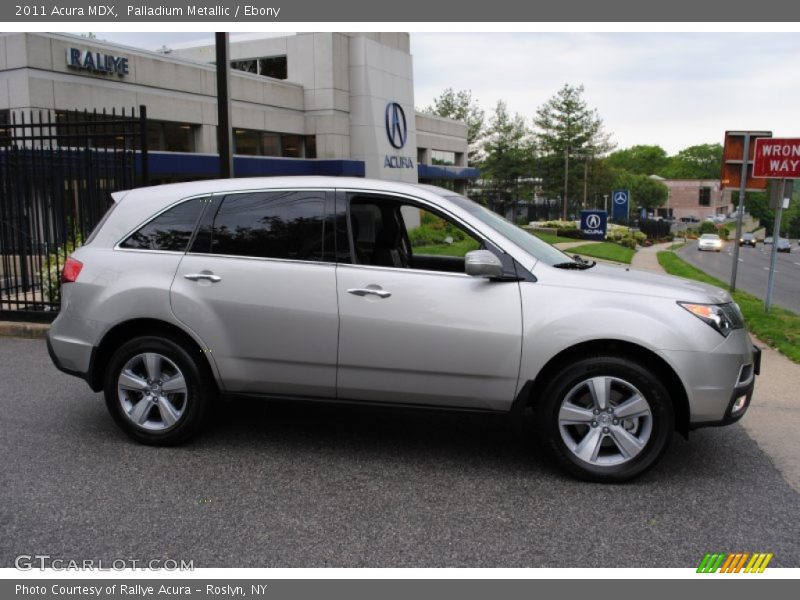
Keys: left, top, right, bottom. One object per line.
{"left": 46, "top": 334, "right": 88, "bottom": 381}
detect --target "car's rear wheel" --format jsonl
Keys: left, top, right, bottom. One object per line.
{"left": 104, "top": 336, "right": 213, "bottom": 445}
{"left": 535, "top": 356, "right": 674, "bottom": 482}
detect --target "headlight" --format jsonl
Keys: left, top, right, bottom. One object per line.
{"left": 678, "top": 302, "right": 744, "bottom": 337}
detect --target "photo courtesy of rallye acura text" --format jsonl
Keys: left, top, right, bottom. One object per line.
{"left": 47, "top": 176, "right": 760, "bottom": 482}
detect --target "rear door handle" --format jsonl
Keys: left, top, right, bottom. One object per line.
{"left": 184, "top": 273, "right": 221, "bottom": 283}
{"left": 347, "top": 287, "right": 391, "bottom": 298}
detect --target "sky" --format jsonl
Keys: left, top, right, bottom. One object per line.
{"left": 91, "top": 31, "right": 800, "bottom": 154}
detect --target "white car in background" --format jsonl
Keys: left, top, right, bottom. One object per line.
{"left": 698, "top": 233, "right": 723, "bottom": 252}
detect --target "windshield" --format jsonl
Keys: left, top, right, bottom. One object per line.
{"left": 443, "top": 193, "right": 574, "bottom": 266}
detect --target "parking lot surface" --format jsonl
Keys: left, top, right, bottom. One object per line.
{"left": 678, "top": 240, "right": 800, "bottom": 313}
{"left": 2, "top": 337, "right": 799, "bottom": 568}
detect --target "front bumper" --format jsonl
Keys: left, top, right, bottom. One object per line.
{"left": 661, "top": 330, "right": 759, "bottom": 426}
{"left": 690, "top": 344, "right": 760, "bottom": 429}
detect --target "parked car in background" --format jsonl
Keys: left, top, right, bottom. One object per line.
{"left": 739, "top": 233, "right": 757, "bottom": 247}
{"left": 764, "top": 236, "right": 773, "bottom": 245}
{"left": 46, "top": 177, "right": 760, "bottom": 482}
{"left": 698, "top": 233, "right": 723, "bottom": 252}
{"left": 776, "top": 238, "right": 792, "bottom": 253}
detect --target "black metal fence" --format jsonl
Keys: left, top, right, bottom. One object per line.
{"left": 638, "top": 218, "right": 672, "bottom": 240}
{"left": 0, "top": 106, "right": 148, "bottom": 321}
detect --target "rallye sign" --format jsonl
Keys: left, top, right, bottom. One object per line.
{"left": 67, "top": 48, "right": 129, "bottom": 77}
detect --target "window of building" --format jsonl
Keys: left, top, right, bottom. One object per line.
{"left": 281, "top": 134, "right": 302, "bottom": 158}
{"left": 233, "top": 129, "right": 261, "bottom": 156}
{"left": 0, "top": 110, "right": 9, "bottom": 146}
{"left": 230, "top": 55, "right": 288, "bottom": 80}
{"left": 233, "top": 129, "right": 312, "bottom": 158}
{"left": 259, "top": 56, "right": 288, "bottom": 80}
{"left": 231, "top": 59, "right": 257, "bottom": 74}
{"left": 305, "top": 136, "right": 317, "bottom": 159}
{"left": 120, "top": 197, "right": 206, "bottom": 251}
{"left": 261, "top": 132, "right": 281, "bottom": 156}
{"left": 431, "top": 150, "right": 456, "bottom": 166}
{"left": 190, "top": 191, "right": 327, "bottom": 261}
{"left": 146, "top": 120, "right": 196, "bottom": 152}
{"left": 699, "top": 187, "right": 711, "bottom": 206}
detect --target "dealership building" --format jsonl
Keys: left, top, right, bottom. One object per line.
{"left": 0, "top": 32, "right": 477, "bottom": 190}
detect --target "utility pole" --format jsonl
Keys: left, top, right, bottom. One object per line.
{"left": 215, "top": 32, "right": 233, "bottom": 178}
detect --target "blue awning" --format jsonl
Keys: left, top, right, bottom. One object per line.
{"left": 138, "top": 151, "right": 365, "bottom": 178}
{"left": 418, "top": 163, "right": 480, "bottom": 180}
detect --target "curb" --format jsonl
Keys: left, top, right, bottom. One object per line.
{"left": 0, "top": 321, "right": 50, "bottom": 340}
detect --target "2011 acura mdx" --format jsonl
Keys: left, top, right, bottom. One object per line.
{"left": 47, "top": 177, "right": 760, "bottom": 481}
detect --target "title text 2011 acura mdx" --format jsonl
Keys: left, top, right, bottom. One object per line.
{"left": 47, "top": 177, "right": 760, "bottom": 481}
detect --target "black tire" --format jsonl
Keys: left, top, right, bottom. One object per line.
{"left": 535, "top": 355, "right": 674, "bottom": 483}
{"left": 104, "top": 335, "right": 214, "bottom": 445}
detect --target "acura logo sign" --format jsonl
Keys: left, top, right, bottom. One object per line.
{"left": 586, "top": 214, "right": 601, "bottom": 229}
{"left": 385, "top": 102, "right": 407, "bottom": 149}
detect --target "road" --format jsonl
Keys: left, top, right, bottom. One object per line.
{"left": 678, "top": 240, "right": 800, "bottom": 313}
{"left": 1, "top": 337, "right": 799, "bottom": 568}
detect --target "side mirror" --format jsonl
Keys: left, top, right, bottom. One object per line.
{"left": 465, "top": 249, "right": 504, "bottom": 279}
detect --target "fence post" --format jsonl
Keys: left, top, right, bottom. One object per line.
{"left": 139, "top": 104, "right": 149, "bottom": 185}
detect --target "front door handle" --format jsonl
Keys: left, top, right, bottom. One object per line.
{"left": 347, "top": 287, "right": 391, "bottom": 299}
{"left": 184, "top": 273, "right": 222, "bottom": 283}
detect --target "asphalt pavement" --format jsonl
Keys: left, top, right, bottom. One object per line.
{"left": 2, "top": 337, "right": 799, "bottom": 568}
{"left": 678, "top": 240, "right": 800, "bottom": 313}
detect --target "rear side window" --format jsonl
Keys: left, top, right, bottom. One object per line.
{"left": 120, "top": 197, "right": 206, "bottom": 251}
{"left": 190, "top": 191, "right": 327, "bottom": 261}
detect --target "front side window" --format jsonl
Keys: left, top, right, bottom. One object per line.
{"left": 347, "top": 195, "right": 481, "bottom": 273}
{"left": 120, "top": 197, "right": 206, "bottom": 251}
{"left": 190, "top": 191, "right": 328, "bottom": 261}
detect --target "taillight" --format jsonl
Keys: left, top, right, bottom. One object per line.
{"left": 61, "top": 257, "right": 83, "bottom": 283}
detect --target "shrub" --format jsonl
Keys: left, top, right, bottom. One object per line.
{"left": 39, "top": 232, "right": 83, "bottom": 305}
{"left": 698, "top": 221, "right": 717, "bottom": 235}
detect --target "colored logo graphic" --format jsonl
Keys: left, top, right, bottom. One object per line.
{"left": 385, "top": 102, "right": 408, "bottom": 149}
{"left": 697, "top": 552, "right": 773, "bottom": 573}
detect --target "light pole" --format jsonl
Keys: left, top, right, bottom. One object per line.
{"left": 603, "top": 194, "right": 608, "bottom": 214}
{"left": 562, "top": 146, "right": 570, "bottom": 220}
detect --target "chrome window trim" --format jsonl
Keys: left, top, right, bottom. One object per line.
{"left": 336, "top": 262, "right": 472, "bottom": 280}
{"left": 182, "top": 252, "right": 337, "bottom": 268}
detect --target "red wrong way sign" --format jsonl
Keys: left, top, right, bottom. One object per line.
{"left": 753, "top": 137, "right": 800, "bottom": 178}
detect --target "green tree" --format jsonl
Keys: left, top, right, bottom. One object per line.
{"left": 661, "top": 143, "right": 723, "bottom": 179}
{"left": 480, "top": 101, "right": 534, "bottom": 218}
{"left": 605, "top": 145, "right": 669, "bottom": 176}
{"left": 533, "top": 84, "right": 615, "bottom": 219}
{"left": 612, "top": 171, "right": 669, "bottom": 212}
{"left": 424, "top": 88, "right": 485, "bottom": 163}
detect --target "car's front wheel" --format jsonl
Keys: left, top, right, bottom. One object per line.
{"left": 535, "top": 355, "right": 674, "bottom": 482}
{"left": 104, "top": 335, "right": 213, "bottom": 445}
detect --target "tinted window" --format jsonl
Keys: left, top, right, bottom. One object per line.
{"left": 190, "top": 191, "right": 327, "bottom": 261}
{"left": 120, "top": 197, "right": 205, "bottom": 251}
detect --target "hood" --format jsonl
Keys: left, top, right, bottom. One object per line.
{"left": 540, "top": 262, "right": 732, "bottom": 304}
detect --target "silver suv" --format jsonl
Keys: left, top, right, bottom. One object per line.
{"left": 47, "top": 177, "right": 759, "bottom": 481}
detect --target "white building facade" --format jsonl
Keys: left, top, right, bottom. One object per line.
{"left": 0, "top": 32, "right": 476, "bottom": 190}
